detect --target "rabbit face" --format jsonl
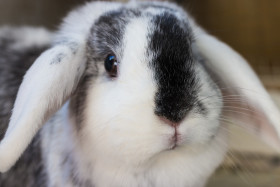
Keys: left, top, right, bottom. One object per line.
{"left": 76, "top": 8, "right": 223, "bottom": 167}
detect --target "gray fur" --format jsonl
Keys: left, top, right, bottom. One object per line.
{"left": 0, "top": 27, "right": 50, "bottom": 187}
{"left": 54, "top": 39, "right": 79, "bottom": 55}
{"left": 60, "top": 153, "right": 92, "bottom": 187}
{"left": 50, "top": 52, "right": 67, "bottom": 65}
{"left": 0, "top": 135, "right": 47, "bottom": 187}
{"left": 87, "top": 8, "right": 139, "bottom": 61}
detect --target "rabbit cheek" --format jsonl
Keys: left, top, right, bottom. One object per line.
{"left": 177, "top": 65, "right": 223, "bottom": 144}
{"left": 82, "top": 17, "right": 162, "bottom": 165}
{"left": 83, "top": 74, "right": 161, "bottom": 165}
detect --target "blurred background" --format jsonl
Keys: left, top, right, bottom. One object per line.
{"left": 0, "top": 0, "right": 279, "bottom": 186}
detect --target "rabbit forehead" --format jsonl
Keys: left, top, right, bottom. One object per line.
{"left": 87, "top": 3, "right": 188, "bottom": 59}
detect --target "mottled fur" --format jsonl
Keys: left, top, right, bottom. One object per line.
{"left": 0, "top": 27, "right": 51, "bottom": 187}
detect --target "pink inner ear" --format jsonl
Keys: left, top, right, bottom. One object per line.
{"left": 221, "top": 89, "right": 280, "bottom": 151}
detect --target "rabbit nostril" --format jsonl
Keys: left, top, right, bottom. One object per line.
{"left": 159, "top": 117, "right": 180, "bottom": 127}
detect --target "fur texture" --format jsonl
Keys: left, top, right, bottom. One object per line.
{"left": 0, "top": 1, "right": 279, "bottom": 187}
{"left": 0, "top": 27, "right": 51, "bottom": 187}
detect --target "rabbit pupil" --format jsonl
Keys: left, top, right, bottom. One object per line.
{"left": 104, "top": 54, "right": 118, "bottom": 77}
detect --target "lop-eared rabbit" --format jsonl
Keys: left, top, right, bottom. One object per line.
{"left": 0, "top": 1, "right": 280, "bottom": 187}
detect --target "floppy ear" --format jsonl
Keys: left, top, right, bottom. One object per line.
{"left": 194, "top": 28, "right": 280, "bottom": 151}
{"left": 0, "top": 40, "right": 87, "bottom": 172}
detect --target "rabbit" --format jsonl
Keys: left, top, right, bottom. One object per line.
{"left": 0, "top": 1, "right": 280, "bottom": 187}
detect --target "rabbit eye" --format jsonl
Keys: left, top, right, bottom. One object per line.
{"left": 104, "top": 54, "right": 118, "bottom": 78}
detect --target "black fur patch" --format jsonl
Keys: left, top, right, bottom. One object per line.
{"left": 149, "top": 12, "right": 199, "bottom": 123}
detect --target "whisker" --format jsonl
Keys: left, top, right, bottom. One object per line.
{"left": 217, "top": 117, "right": 263, "bottom": 135}
{"left": 207, "top": 108, "right": 263, "bottom": 119}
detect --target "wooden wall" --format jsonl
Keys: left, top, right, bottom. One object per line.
{"left": 181, "top": 0, "right": 280, "bottom": 80}
{"left": 0, "top": 0, "right": 279, "bottom": 81}
{"left": 0, "top": 0, "right": 86, "bottom": 28}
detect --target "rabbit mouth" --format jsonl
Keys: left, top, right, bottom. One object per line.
{"left": 168, "top": 127, "right": 181, "bottom": 150}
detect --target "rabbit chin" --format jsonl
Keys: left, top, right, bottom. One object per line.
{"left": 41, "top": 99, "right": 226, "bottom": 187}
{"left": 76, "top": 115, "right": 227, "bottom": 187}
{"left": 82, "top": 113, "right": 222, "bottom": 166}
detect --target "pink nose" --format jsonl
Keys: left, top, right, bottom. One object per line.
{"left": 159, "top": 117, "right": 180, "bottom": 127}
